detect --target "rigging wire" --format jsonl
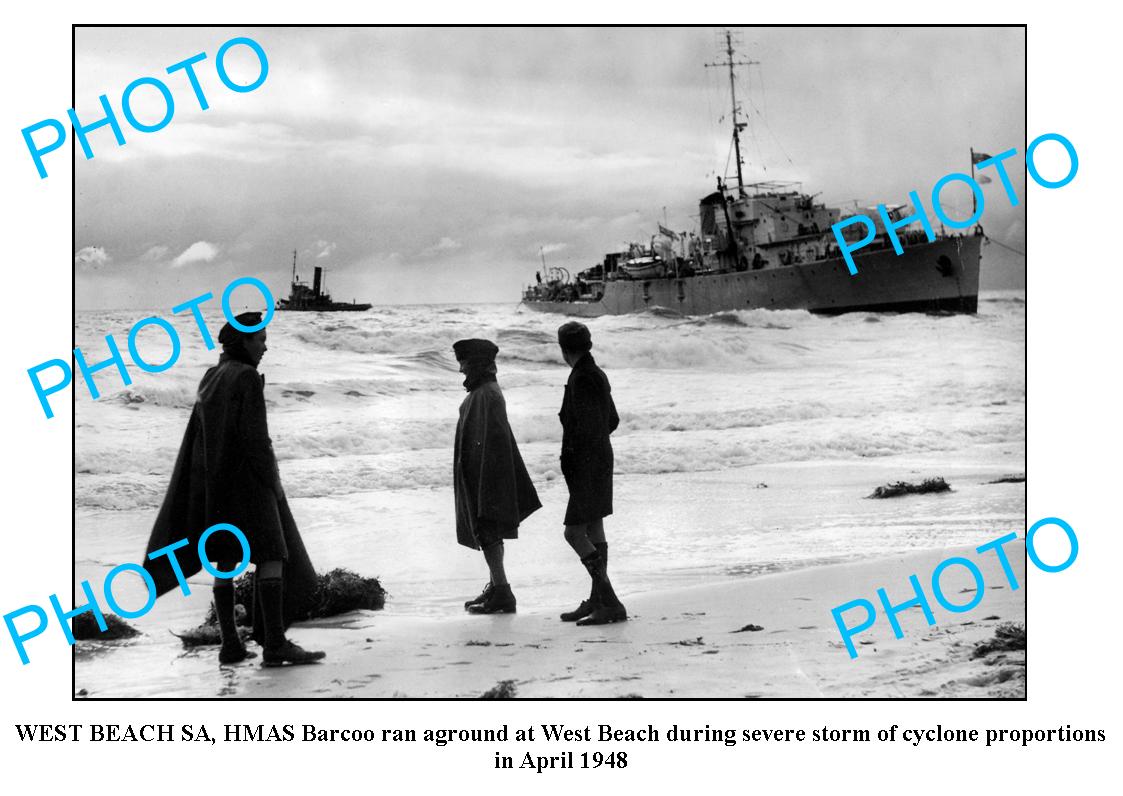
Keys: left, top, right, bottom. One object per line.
{"left": 739, "top": 67, "right": 765, "bottom": 174}
{"left": 745, "top": 94, "right": 794, "bottom": 167}
{"left": 759, "top": 59, "right": 768, "bottom": 119}
{"left": 983, "top": 235, "right": 1026, "bottom": 257}
{"left": 724, "top": 135, "right": 735, "bottom": 185}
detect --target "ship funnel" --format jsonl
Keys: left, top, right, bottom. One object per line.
{"left": 313, "top": 266, "right": 323, "bottom": 297}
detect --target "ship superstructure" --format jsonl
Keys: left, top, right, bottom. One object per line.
{"left": 277, "top": 251, "right": 372, "bottom": 312}
{"left": 522, "top": 32, "right": 981, "bottom": 316}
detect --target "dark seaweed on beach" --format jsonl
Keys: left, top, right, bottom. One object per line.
{"left": 971, "top": 622, "right": 1025, "bottom": 659}
{"left": 202, "top": 568, "right": 387, "bottom": 628}
{"left": 171, "top": 624, "right": 252, "bottom": 648}
{"left": 986, "top": 474, "right": 1026, "bottom": 484}
{"left": 671, "top": 637, "right": 706, "bottom": 646}
{"left": 201, "top": 575, "right": 257, "bottom": 628}
{"left": 868, "top": 477, "right": 951, "bottom": 499}
{"left": 183, "top": 568, "right": 387, "bottom": 647}
{"left": 732, "top": 624, "right": 764, "bottom": 633}
{"left": 479, "top": 680, "right": 517, "bottom": 699}
{"left": 73, "top": 613, "right": 140, "bottom": 641}
{"left": 313, "top": 568, "right": 388, "bottom": 616}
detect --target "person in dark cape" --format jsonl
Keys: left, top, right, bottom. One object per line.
{"left": 453, "top": 338, "right": 541, "bottom": 614}
{"left": 143, "top": 312, "right": 325, "bottom": 666}
{"left": 556, "top": 321, "right": 627, "bottom": 625}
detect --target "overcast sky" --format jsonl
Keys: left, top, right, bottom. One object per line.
{"left": 74, "top": 26, "right": 1026, "bottom": 309}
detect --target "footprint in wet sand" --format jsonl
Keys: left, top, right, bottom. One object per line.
{"left": 960, "top": 668, "right": 1021, "bottom": 687}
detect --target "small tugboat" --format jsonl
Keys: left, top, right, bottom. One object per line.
{"left": 522, "top": 32, "right": 982, "bottom": 317}
{"left": 277, "top": 251, "right": 372, "bottom": 312}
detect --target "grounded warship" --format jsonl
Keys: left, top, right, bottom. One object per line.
{"left": 277, "top": 251, "right": 372, "bottom": 312}
{"left": 522, "top": 34, "right": 981, "bottom": 317}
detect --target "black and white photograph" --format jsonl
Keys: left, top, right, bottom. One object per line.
{"left": 72, "top": 25, "right": 1026, "bottom": 698}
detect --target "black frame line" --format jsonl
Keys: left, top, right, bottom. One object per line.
{"left": 70, "top": 20, "right": 1028, "bottom": 700}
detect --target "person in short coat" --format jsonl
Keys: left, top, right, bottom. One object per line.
{"left": 559, "top": 345, "right": 620, "bottom": 524}
{"left": 556, "top": 321, "right": 627, "bottom": 626}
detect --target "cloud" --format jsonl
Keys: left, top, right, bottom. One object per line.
{"left": 75, "top": 246, "right": 110, "bottom": 267}
{"left": 140, "top": 245, "right": 170, "bottom": 262}
{"left": 95, "top": 121, "right": 308, "bottom": 165}
{"left": 172, "top": 241, "right": 219, "bottom": 268}
{"left": 314, "top": 240, "right": 337, "bottom": 259}
{"left": 421, "top": 237, "right": 463, "bottom": 256}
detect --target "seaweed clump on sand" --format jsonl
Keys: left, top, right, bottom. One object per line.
{"left": 172, "top": 605, "right": 252, "bottom": 647}
{"left": 73, "top": 613, "right": 141, "bottom": 641}
{"left": 479, "top": 680, "right": 517, "bottom": 699}
{"left": 312, "top": 568, "right": 387, "bottom": 616}
{"left": 868, "top": 477, "right": 951, "bottom": 499}
{"left": 177, "top": 568, "right": 387, "bottom": 648}
{"left": 971, "top": 622, "right": 1026, "bottom": 659}
{"left": 987, "top": 474, "right": 1026, "bottom": 484}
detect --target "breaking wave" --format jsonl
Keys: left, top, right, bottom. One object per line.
{"left": 75, "top": 294, "right": 1024, "bottom": 511}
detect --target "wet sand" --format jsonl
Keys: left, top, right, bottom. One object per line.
{"left": 75, "top": 543, "right": 1026, "bottom": 699}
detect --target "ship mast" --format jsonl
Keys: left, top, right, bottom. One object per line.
{"left": 706, "top": 31, "right": 758, "bottom": 197}
{"left": 291, "top": 249, "right": 297, "bottom": 284}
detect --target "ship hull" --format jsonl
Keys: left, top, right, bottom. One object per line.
{"left": 277, "top": 304, "right": 372, "bottom": 312}
{"left": 523, "top": 235, "right": 981, "bottom": 316}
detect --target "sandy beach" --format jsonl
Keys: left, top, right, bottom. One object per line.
{"left": 75, "top": 537, "right": 1026, "bottom": 699}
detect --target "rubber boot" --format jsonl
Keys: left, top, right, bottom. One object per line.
{"left": 467, "top": 583, "right": 516, "bottom": 614}
{"left": 560, "top": 543, "right": 607, "bottom": 622}
{"left": 576, "top": 553, "right": 627, "bottom": 626}
{"left": 259, "top": 577, "right": 326, "bottom": 667}
{"left": 465, "top": 582, "right": 494, "bottom": 610}
{"left": 214, "top": 583, "right": 255, "bottom": 664}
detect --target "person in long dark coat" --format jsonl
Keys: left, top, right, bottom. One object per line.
{"left": 143, "top": 313, "right": 324, "bottom": 666}
{"left": 556, "top": 321, "right": 627, "bottom": 625}
{"left": 453, "top": 338, "right": 541, "bottom": 614}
